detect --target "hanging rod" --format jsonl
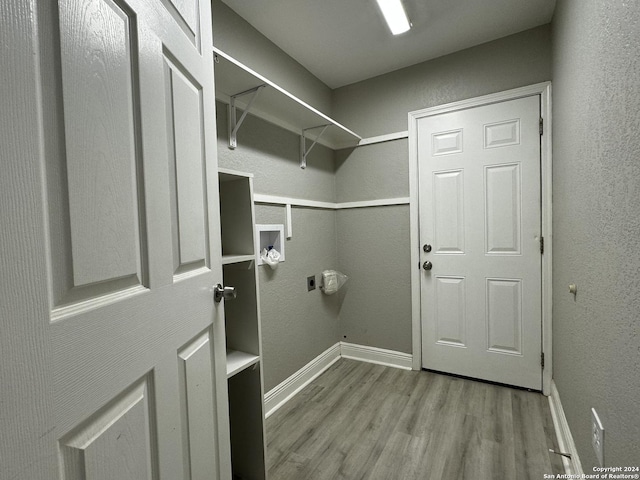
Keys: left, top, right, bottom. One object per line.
{"left": 228, "top": 84, "right": 266, "bottom": 149}
{"left": 300, "top": 124, "right": 331, "bottom": 169}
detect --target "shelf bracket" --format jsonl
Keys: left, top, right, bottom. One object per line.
{"left": 228, "top": 84, "right": 266, "bottom": 149}
{"left": 300, "top": 124, "right": 330, "bottom": 169}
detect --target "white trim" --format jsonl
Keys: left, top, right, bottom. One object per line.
{"left": 540, "top": 84, "right": 553, "bottom": 396}
{"left": 221, "top": 254, "right": 255, "bottom": 265}
{"left": 254, "top": 193, "right": 410, "bottom": 211}
{"left": 51, "top": 285, "right": 148, "bottom": 322}
{"left": 218, "top": 167, "right": 254, "bottom": 178}
{"left": 335, "top": 198, "right": 410, "bottom": 209}
{"left": 285, "top": 204, "right": 293, "bottom": 238}
{"left": 408, "top": 114, "right": 422, "bottom": 370}
{"left": 264, "top": 343, "right": 341, "bottom": 418}
{"left": 340, "top": 342, "right": 413, "bottom": 370}
{"left": 409, "top": 82, "right": 553, "bottom": 118}
{"left": 408, "top": 82, "right": 553, "bottom": 391}
{"left": 549, "top": 381, "right": 583, "bottom": 474}
{"left": 253, "top": 194, "right": 335, "bottom": 210}
{"left": 358, "top": 131, "right": 409, "bottom": 146}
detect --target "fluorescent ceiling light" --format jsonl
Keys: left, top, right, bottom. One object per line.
{"left": 376, "top": 0, "right": 411, "bottom": 35}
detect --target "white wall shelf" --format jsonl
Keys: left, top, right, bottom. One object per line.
{"left": 213, "top": 47, "right": 361, "bottom": 152}
{"left": 222, "top": 254, "right": 255, "bottom": 265}
{"left": 226, "top": 349, "right": 260, "bottom": 379}
{"left": 253, "top": 193, "right": 410, "bottom": 210}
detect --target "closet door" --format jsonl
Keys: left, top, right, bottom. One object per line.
{"left": 1, "top": 1, "right": 230, "bottom": 479}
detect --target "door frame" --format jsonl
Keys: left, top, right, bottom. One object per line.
{"left": 408, "top": 82, "right": 553, "bottom": 395}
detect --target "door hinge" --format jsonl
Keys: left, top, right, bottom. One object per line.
{"left": 541, "top": 352, "right": 545, "bottom": 368}
{"left": 540, "top": 236, "right": 544, "bottom": 254}
{"left": 539, "top": 117, "right": 544, "bottom": 135}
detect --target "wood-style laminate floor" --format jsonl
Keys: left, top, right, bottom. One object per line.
{"left": 266, "top": 359, "right": 565, "bottom": 480}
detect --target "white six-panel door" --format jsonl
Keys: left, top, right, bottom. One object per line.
{"left": 1, "top": 0, "right": 230, "bottom": 478}
{"left": 418, "top": 96, "right": 542, "bottom": 390}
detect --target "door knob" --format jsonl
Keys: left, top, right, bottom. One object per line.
{"left": 214, "top": 284, "right": 237, "bottom": 303}
{"left": 422, "top": 261, "right": 433, "bottom": 271}
{"left": 423, "top": 244, "right": 432, "bottom": 253}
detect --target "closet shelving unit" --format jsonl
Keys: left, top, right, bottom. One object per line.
{"left": 213, "top": 47, "right": 362, "bottom": 167}
{"left": 214, "top": 46, "right": 362, "bottom": 479}
{"left": 218, "top": 168, "right": 266, "bottom": 480}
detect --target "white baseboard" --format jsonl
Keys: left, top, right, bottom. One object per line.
{"left": 264, "top": 343, "right": 341, "bottom": 418}
{"left": 264, "top": 342, "right": 413, "bottom": 418}
{"left": 548, "top": 380, "right": 583, "bottom": 474}
{"left": 340, "top": 342, "right": 413, "bottom": 370}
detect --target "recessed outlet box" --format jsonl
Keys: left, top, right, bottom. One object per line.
{"left": 591, "top": 408, "right": 605, "bottom": 467}
{"left": 256, "top": 224, "right": 285, "bottom": 265}
{"left": 307, "top": 275, "right": 316, "bottom": 291}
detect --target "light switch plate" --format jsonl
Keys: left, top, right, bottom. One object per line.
{"left": 591, "top": 408, "right": 604, "bottom": 467}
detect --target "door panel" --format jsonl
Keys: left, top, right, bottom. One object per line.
{"left": 59, "top": 376, "right": 157, "bottom": 480}
{"left": 419, "top": 95, "right": 542, "bottom": 390}
{"left": 161, "top": 0, "right": 201, "bottom": 48}
{"left": 434, "top": 276, "right": 467, "bottom": 347}
{"left": 52, "top": 0, "right": 147, "bottom": 309}
{"left": 60, "top": 0, "right": 145, "bottom": 291}
{"left": 486, "top": 278, "right": 523, "bottom": 355}
{"left": 485, "top": 163, "right": 521, "bottom": 255}
{"left": 178, "top": 329, "right": 219, "bottom": 480}
{"left": 432, "top": 170, "right": 465, "bottom": 254}
{"left": 164, "top": 53, "right": 209, "bottom": 276}
{"left": 0, "top": 0, "right": 230, "bottom": 478}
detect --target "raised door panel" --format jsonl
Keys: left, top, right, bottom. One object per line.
{"left": 54, "top": 0, "right": 147, "bottom": 310}
{"left": 434, "top": 276, "right": 466, "bottom": 347}
{"left": 178, "top": 330, "right": 218, "bottom": 480}
{"left": 60, "top": 377, "right": 157, "bottom": 480}
{"left": 432, "top": 129, "right": 463, "bottom": 156}
{"left": 484, "top": 119, "right": 520, "bottom": 149}
{"left": 485, "top": 164, "right": 521, "bottom": 255}
{"left": 159, "top": 0, "right": 200, "bottom": 49}
{"left": 486, "top": 278, "right": 523, "bottom": 355}
{"left": 164, "top": 54, "right": 209, "bottom": 278}
{"left": 432, "top": 170, "right": 465, "bottom": 254}
{"left": 169, "top": 0, "right": 198, "bottom": 32}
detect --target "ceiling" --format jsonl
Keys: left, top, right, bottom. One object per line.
{"left": 221, "top": 0, "right": 556, "bottom": 89}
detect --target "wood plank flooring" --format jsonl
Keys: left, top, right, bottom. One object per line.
{"left": 266, "top": 359, "right": 565, "bottom": 480}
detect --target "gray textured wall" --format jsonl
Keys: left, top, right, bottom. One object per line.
{"left": 552, "top": 0, "right": 640, "bottom": 468}
{"left": 256, "top": 205, "right": 339, "bottom": 392}
{"left": 332, "top": 26, "right": 552, "bottom": 355}
{"left": 337, "top": 206, "right": 412, "bottom": 353}
{"left": 332, "top": 25, "right": 552, "bottom": 138}
{"left": 335, "top": 141, "right": 409, "bottom": 203}
{"left": 211, "top": 0, "right": 332, "bottom": 114}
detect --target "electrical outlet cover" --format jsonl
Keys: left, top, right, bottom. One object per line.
{"left": 591, "top": 408, "right": 604, "bottom": 467}
{"left": 307, "top": 275, "right": 316, "bottom": 291}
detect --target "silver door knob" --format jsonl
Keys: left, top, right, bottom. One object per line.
{"left": 423, "top": 244, "right": 432, "bottom": 253}
{"left": 214, "top": 284, "right": 236, "bottom": 303}
{"left": 422, "top": 261, "right": 433, "bottom": 271}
